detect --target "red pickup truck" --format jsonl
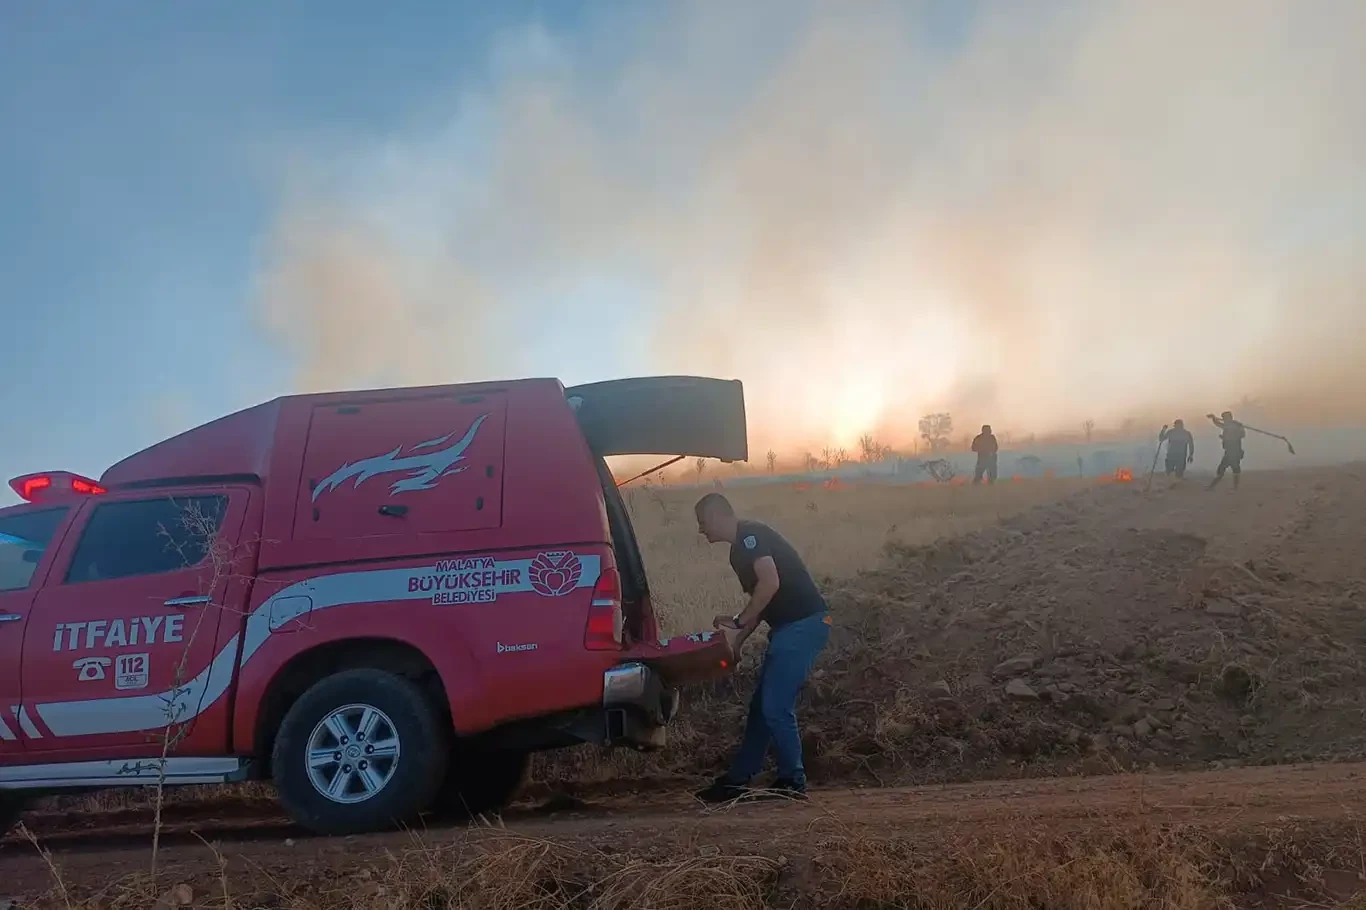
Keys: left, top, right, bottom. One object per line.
{"left": 0, "top": 376, "right": 743, "bottom": 835}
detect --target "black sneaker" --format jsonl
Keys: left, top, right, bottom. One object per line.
{"left": 694, "top": 779, "right": 748, "bottom": 804}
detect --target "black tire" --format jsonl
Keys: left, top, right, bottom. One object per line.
{"left": 272, "top": 668, "right": 449, "bottom": 836}
{"left": 430, "top": 747, "right": 529, "bottom": 819}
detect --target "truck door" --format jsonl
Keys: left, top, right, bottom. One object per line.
{"left": 0, "top": 506, "right": 74, "bottom": 754}
{"left": 20, "top": 487, "right": 251, "bottom": 757}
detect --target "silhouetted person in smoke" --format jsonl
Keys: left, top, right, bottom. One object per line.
{"left": 971, "top": 425, "right": 999, "bottom": 485}
{"left": 1159, "top": 419, "right": 1195, "bottom": 478}
{"left": 1207, "top": 410, "right": 1246, "bottom": 490}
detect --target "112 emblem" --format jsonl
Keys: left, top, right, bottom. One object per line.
{"left": 114, "top": 653, "right": 150, "bottom": 691}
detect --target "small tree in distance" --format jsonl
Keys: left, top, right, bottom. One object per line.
{"left": 1083, "top": 419, "right": 1095, "bottom": 443}
{"left": 858, "top": 433, "right": 891, "bottom": 463}
{"left": 694, "top": 457, "right": 706, "bottom": 484}
{"left": 918, "top": 413, "right": 954, "bottom": 454}
{"left": 766, "top": 449, "right": 777, "bottom": 473}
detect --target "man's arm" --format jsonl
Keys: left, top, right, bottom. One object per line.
{"left": 733, "top": 556, "right": 780, "bottom": 632}
{"left": 1188, "top": 434, "right": 1195, "bottom": 461}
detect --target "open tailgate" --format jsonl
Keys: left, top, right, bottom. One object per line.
{"left": 630, "top": 630, "right": 736, "bottom": 688}
{"left": 567, "top": 376, "right": 748, "bottom": 462}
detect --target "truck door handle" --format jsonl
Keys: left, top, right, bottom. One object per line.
{"left": 378, "top": 504, "right": 409, "bottom": 518}
{"left": 0, "top": 614, "right": 21, "bottom": 623}
{"left": 164, "top": 595, "right": 211, "bottom": 607}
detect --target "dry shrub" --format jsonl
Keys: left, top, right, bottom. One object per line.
{"left": 26, "top": 832, "right": 780, "bottom": 910}
{"left": 22, "top": 821, "right": 1366, "bottom": 909}
{"left": 817, "top": 824, "right": 1232, "bottom": 909}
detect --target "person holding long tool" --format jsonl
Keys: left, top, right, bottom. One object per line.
{"left": 1207, "top": 410, "right": 1247, "bottom": 490}
{"left": 1159, "top": 419, "right": 1196, "bottom": 478}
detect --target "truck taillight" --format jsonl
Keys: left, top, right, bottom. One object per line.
{"left": 9, "top": 472, "right": 108, "bottom": 502}
{"left": 584, "top": 567, "right": 624, "bottom": 650}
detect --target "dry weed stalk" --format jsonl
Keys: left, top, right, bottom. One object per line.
{"left": 142, "top": 500, "right": 262, "bottom": 877}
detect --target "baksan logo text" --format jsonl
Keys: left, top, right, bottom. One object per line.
{"left": 496, "top": 642, "right": 537, "bottom": 653}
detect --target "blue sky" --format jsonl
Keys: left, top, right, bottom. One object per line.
{"left": 0, "top": 0, "right": 981, "bottom": 505}
{"left": 0, "top": 1, "right": 628, "bottom": 502}
{"left": 4, "top": 2, "right": 1358, "bottom": 505}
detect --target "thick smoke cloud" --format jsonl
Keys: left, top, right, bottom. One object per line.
{"left": 253, "top": 0, "right": 1365, "bottom": 455}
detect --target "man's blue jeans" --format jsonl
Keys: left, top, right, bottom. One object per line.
{"left": 724, "top": 611, "right": 830, "bottom": 787}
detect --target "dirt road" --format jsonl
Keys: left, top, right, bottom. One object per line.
{"left": 5, "top": 761, "right": 1366, "bottom": 902}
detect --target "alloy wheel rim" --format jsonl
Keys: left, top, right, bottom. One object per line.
{"left": 305, "top": 703, "right": 402, "bottom": 804}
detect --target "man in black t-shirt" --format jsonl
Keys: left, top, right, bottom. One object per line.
{"left": 692, "top": 493, "right": 831, "bottom": 803}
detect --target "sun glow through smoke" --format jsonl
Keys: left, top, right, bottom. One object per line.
{"left": 253, "top": 1, "right": 1366, "bottom": 457}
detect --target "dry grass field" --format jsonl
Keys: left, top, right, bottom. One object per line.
{"left": 620, "top": 477, "right": 1093, "bottom": 636}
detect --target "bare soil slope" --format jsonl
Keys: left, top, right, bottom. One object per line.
{"left": 579, "top": 464, "right": 1366, "bottom": 787}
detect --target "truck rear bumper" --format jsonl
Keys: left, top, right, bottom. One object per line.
{"left": 464, "top": 663, "right": 681, "bottom": 754}
{"left": 602, "top": 662, "right": 680, "bottom": 750}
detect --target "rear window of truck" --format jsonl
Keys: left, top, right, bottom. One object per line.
{"left": 0, "top": 508, "right": 69, "bottom": 591}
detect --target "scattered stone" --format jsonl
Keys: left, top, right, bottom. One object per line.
{"left": 1065, "top": 727, "right": 1082, "bottom": 745}
{"left": 1144, "top": 713, "right": 1166, "bottom": 730}
{"left": 1150, "top": 697, "right": 1177, "bottom": 712}
{"left": 1133, "top": 718, "right": 1153, "bottom": 738}
{"left": 994, "top": 655, "right": 1039, "bottom": 678}
{"left": 1089, "top": 733, "right": 1110, "bottom": 751}
{"left": 934, "top": 736, "right": 966, "bottom": 753}
{"left": 1205, "top": 599, "right": 1243, "bottom": 617}
{"left": 929, "top": 679, "right": 953, "bottom": 697}
{"left": 156, "top": 884, "right": 194, "bottom": 908}
{"left": 1111, "top": 724, "right": 1134, "bottom": 738}
{"left": 1005, "top": 678, "right": 1039, "bottom": 700}
{"left": 1174, "top": 721, "right": 1198, "bottom": 740}
{"left": 1239, "top": 714, "right": 1258, "bottom": 728}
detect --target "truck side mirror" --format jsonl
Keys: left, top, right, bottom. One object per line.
{"left": 21, "top": 549, "right": 41, "bottom": 565}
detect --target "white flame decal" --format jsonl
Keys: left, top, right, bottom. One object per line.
{"left": 312, "top": 414, "right": 489, "bottom": 500}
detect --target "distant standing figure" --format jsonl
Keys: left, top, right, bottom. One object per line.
{"left": 1207, "top": 410, "right": 1246, "bottom": 490}
{"left": 1159, "top": 419, "right": 1195, "bottom": 478}
{"left": 971, "top": 425, "right": 999, "bottom": 485}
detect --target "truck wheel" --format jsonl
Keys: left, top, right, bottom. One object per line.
{"left": 431, "top": 747, "right": 529, "bottom": 819}
{"left": 272, "top": 669, "right": 449, "bottom": 836}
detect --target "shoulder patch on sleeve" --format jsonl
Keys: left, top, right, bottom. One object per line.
{"left": 743, "top": 535, "right": 758, "bottom": 550}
